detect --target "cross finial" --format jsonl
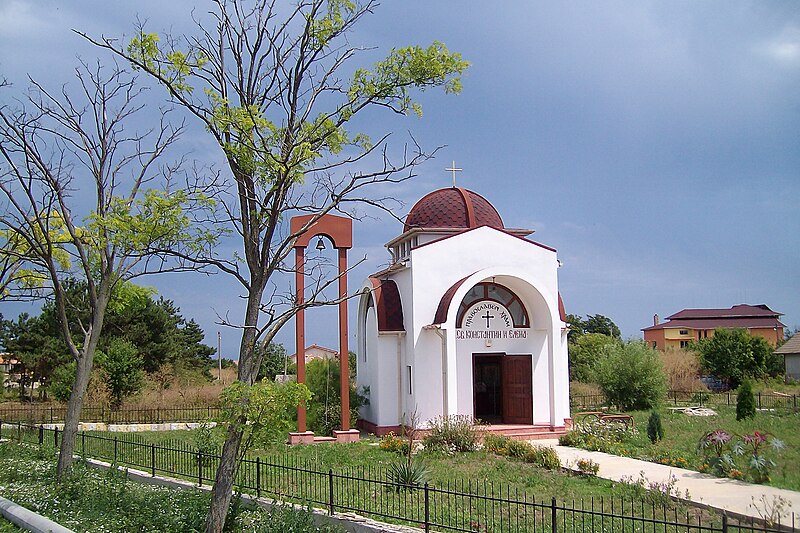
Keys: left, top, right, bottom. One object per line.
{"left": 445, "top": 160, "right": 462, "bottom": 188}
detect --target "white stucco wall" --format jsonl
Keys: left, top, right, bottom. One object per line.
{"left": 357, "top": 226, "right": 571, "bottom": 430}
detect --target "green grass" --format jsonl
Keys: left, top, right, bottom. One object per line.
{"left": 0, "top": 442, "right": 344, "bottom": 533}
{"left": 571, "top": 406, "right": 800, "bottom": 490}
{"left": 0, "top": 517, "right": 23, "bottom": 533}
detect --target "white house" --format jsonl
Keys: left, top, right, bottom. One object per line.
{"left": 289, "top": 344, "right": 339, "bottom": 365}
{"left": 356, "top": 187, "right": 571, "bottom": 436}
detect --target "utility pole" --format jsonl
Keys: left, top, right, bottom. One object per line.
{"left": 217, "top": 331, "right": 222, "bottom": 381}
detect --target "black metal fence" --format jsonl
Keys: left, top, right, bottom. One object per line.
{"left": 1, "top": 421, "right": 795, "bottom": 533}
{"left": 0, "top": 405, "right": 220, "bottom": 424}
{"left": 571, "top": 390, "right": 800, "bottom": 412}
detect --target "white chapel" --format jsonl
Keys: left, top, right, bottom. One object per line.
{"left": 356, "top": 185, "right": 571, "bottom": 436}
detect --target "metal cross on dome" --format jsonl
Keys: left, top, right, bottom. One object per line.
{"left": 446, "top": 160, "right": 462, "bottom": 187}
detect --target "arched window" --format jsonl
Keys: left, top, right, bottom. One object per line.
{"left": 456, "top": 282, "right": 529, "bottom": 328}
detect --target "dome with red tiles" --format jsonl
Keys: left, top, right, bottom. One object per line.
{"left": 404, "top": 187, "right": 504, "bottom": 232}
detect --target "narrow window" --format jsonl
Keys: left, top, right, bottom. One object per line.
{"left": 406, "top": 365, "right": 412, "bottom": 395}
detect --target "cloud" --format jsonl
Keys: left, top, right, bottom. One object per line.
{"left": 0, "top": 0, "right": 52, "bottom": 37}
{"left": 760, "top": 25, "right": 800, "bottom": 65}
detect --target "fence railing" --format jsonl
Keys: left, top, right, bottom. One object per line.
{"left": 1, "top": 421, "right": 795, "bottom": 533}
{"left": 0, "top": 405, "right": 221, "bottom": 425}
{"left": 571, "top": 390, "right": 799, "bottom": 411}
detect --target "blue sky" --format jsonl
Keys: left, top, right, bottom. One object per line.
{"left": 1, "top": 1, "right": 798, "bottom": 359}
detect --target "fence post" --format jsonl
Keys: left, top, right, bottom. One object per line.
{"left": 758, "top": 392, "right": 762, "bottom": 410}
{"left": 328, "top": 469, "right": 335, "bottom": 515}
{"left": 150, "top": 443, "right": 156, "bottom": 476}
{"left": 197, "top": 452, "right": 203, "bottom": 486}
{"left": 38, "top": 425, "right": 43, "bottom": 445}
{"left": 0, "top": 419, "right": 3, "bottom": 440}
{"left": 794, "top": 395, "right": 797, "bottom": 410}
{"left": 81, "top": 432, "right": 85, "bottom": 455}
{"left": 721, "top": 511, "right": 728, "bottom": 533}
{"left": 49, "top": 407, "right": 53, "bottom": 423}
{"left": 54, "top": 427, "right": 58, "bottom": 447}
{"left": 424, "top": 483, "right": 430, "bottom": 533}
{"left": 551, "top": 497, "right": 557, "bottom": 533}
{"left": 114, "top": 436, "right": 118, "bottom": 463}
{"left": 256, "top": 457, "right": 261, "bottom": 497}
{"left": 17, "top": 421, "right": 21, "bottom": 442}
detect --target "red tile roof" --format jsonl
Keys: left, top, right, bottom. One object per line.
{"left": 643, "top": 305, "right": 784, "bottom": 332}
{"left": 666, "top": 304, "right": 780, "bottom": 320}
{"left": 404, "top": 187, "right": 503, "bottom": 232}
{"left": 369, "top": 278, "right": 405, "bottom": 332}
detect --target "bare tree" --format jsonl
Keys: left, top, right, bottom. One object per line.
{"left": 0, "top": 62, "right": 219, "bottom": 479}
{"left": 84, "top": 1, "right": 468, "bottom": 530}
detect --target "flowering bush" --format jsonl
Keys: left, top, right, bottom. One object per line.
{"left": 379, "top": 432, "right": 410, "bottom": 455}
{"left": 618, "top": 471, "right": 689, "bottom": 507}
{"left": 651, "top": 449, "right": 689, "bottom": 469}
{"left": 422, "top": 415, "right": 484, "bottom": 454}
{"left": 576, "top": 458, "right": 599, "bottom": 476}
{"left": 559, "top": 419, "right": 635, "bottom": 456}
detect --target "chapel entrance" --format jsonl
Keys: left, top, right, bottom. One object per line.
{"left": 472, "top": 354, "right": 533, "bottom": 424}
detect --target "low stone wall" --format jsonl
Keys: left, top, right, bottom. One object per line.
{"left": 38, "top": 422, "right": 216, "bottom": 432}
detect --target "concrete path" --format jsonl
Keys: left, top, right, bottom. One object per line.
{"left": 535, "top": 439, "right": 799, "bottom": 525}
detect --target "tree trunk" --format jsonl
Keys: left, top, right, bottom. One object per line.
{"left": 205, "top": 287, "right": 262, "bottom": 533}
{"left": 56, "top": 349, "right": 94, "bottom": 479}
{"left": 204, "top": 424, "right": 245, "bottom": 533}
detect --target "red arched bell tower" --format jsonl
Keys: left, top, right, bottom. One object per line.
{"left": 288, "top": 213, "right": 359, "bottom": 444}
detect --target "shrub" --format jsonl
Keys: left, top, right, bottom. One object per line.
{"left": 379, "top": 432, "right": 410, "bottom": 455}
{"left": 576, "top": 458, "right": 599, "bottom": 476}
{"left": 596, "top": 340, "right": 668, "bottom": 411}
{"left": 559, "top": 419, "right": 635, "bottom": 455}
{"left": 422, "top": 415, "right": 483, "bottom": 453}
{"left": 387, "top": 458, "right": 429, "bottom": 492}
{"left": 736, "top": 381, "right": 756, "bottom": 421}
{"left": 524, "top": 446, "right": 562, "bottom": 470}
{"left": 647, "top": 411, "right": 664, "bottom": 443}
{"left": 482, "top": 433, "right": 512, "bottom": 455}
{"left": 569, "top": 333, "right": 621, "bottom": 382}
{"left": 305, "top": 358, "right": 367, "bottom": 435}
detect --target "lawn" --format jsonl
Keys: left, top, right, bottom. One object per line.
{"left": 567, "top": 406, "right": 800, "bottom": 490}
{"left": 0, "top": 442, "right": 344, "bottom": 533}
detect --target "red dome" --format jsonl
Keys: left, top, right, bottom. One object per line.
{"left": 404, "top": 187, "right": 504, "bottom": 232}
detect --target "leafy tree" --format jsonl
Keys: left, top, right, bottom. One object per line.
{"left": 736, "top": 380, "right": 756, "bottom": 421}
{"left": 0, "top": 64, "right": 218, "bottom": 479}
{"left": 87, "top": 1, "right": 468, "bottom": 529}
{"left": 565, "top": 314, "right": 586, "bottom": 344}
{"left": 255, "top": 342, "right": 291, "bottom": 381}
{"left": 305, "top": 357, "right": 367, "bottom": 436}
{"left": 96, "top": 338, "right": 145, "bottom": 410}
{"left": 566, "top": 313, "right": 620, "bottom": 344}
{"left": 568, "top": 333, "right": 621, "bottom": 382}
{"left": 584, "top": 314, "right": 621, "bottom": 338}
{"left": 0, "top": 311, "right": 69, "bottom": 401}
{"left": 693, "top": 329, "right": 778, "bottom": 388}
{"left": 218, "top": 379, "right": 311, "bottom": 450}
{"left": 596, "top": 340, "right": 668, "bottom": 411}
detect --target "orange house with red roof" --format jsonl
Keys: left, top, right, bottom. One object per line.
{"left": 642, "top": 304, "right": 785, "bottom": 350}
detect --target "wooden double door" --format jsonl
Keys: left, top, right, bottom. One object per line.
{"left": 472, "top": 354, "right": 532, "bottom": 424}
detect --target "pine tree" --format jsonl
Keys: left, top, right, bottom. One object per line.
{"left": 647, "top": 410, "right": 664, "bottom": 443}
{"left": 736, "top": 380, "right": 756, "bottom": 421}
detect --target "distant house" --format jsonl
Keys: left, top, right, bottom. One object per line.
{"left": 642, "top": 304, "right": 785, "bottom": 350}
{"left": 776, "top": 334, "right": 800, "bottom": 382}
{"left": 288, "top": 344, "right": 339, "bottom": 365}
{"left": 0, "top": 353, "right": 23, "bottom": 387}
